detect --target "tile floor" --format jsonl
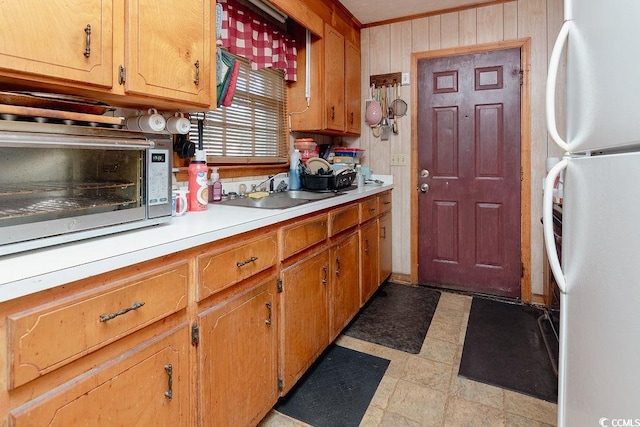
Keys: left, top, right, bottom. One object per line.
{"left": 259, "top": 290, "right": 558, "bottom": 427}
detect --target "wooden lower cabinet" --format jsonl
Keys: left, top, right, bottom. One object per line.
{"left": 7, "top": 324, "right": 190, "bottom": 426}
{"left": 379, "top": 212, "right": 392, "bottom": 284}
{"left": 360, "top": 219, "right": 379, "bottom": 305}
{"left": 279, "top": 249, "right": 330, "bottom": 394}
{"left": 329, "top": 231, "right": 360, "bottom": 341}
{"left": 198, "top": 278, "right": 279, "bottom": 427}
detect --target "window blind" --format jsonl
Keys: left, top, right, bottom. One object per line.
{"left": 190, "top": 56, "right": 288, "bottom": 164}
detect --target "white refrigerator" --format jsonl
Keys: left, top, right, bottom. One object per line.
{"left": 544, "top": 0, "right": 640, "bottom": 426}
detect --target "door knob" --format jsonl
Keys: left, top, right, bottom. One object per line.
{"left": 420, "top": 169, "right": 430, "bottom": 178}
{"left": 420, "top": 183, "right": 430, "bottom": 193}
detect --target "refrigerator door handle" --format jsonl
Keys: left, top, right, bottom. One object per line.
{"left": 545, "top": 20, "right": 572, "bottom": 153}
{"left": 543, "top": 159, "right": 568, "bottom": 293}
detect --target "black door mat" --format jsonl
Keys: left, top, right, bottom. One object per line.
{"left": 343, "top": 282, "right": 441, "bottom": 354}
{"left": 275, "top": 344, "right": 390, "bottom": 427}
{"left": 459, "top": 297, "right": 558, "bottom": 403}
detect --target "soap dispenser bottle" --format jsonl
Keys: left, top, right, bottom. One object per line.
{"left": 209, "top": 167, "right": 222, "bottom": 202}
{"left": 289, "top": 149, "right": 301, "bottom": 190}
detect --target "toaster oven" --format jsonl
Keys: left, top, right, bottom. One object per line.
{"left": 0, "top": 120, "right": 172, "bottom": 255}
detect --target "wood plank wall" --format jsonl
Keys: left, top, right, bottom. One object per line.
{"left": 357, "top": 0, "right": 565, "bottom": 298}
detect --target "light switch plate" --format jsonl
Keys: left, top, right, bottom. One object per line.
{"left": 401, "top": 72, "right": 410, "bottom": 85}
{"left": 391, "top": 154, "right": 408, "bottom": 166}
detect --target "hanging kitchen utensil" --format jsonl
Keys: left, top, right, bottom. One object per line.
{"left": 391, "top": 83, "right": 399, "bottom": 134}
{"left": 389, "top": 84, "right": 408, "bottom": 118}
{"left": 380, "top": 84, "right": 390, "bottom": 141}
{"left": 371, "top": 86, "right": 381, "bottom": 138}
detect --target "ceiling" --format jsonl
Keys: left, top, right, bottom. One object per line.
{"left": 338, "top": 0, "right": 499, "bottom": 25}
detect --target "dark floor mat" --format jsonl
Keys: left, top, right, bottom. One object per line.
{"left": 275, "top": 344, "right": 389, "bottom": 427}
{"left": 459, "top": 297, "right": 558, "bottom": 403}
{"left": 343, "top": 282, "right": 441, "bottom": 354}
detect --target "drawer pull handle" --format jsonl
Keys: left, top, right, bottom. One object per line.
{"left": 322, "top": 265, "right": 328, "bottom": 285}
{"left": 365, "top": 239, "right": 369, "bottom": 254}
{"left": 99, "top": 301, "right": 145, "bottom": 322}
{"left": 236, "top": 256, "right": 258, "bottom": 267}
{"left": 381, "top": 226, "right": 386, "bottom": 239}
{"left": 368, "top": 208, "right": 376, "bottom": 214}
{"left": 265, "top": 301, "right": 272, "bottom": 326}
{"left": 164, "top": 364, "right": 173, "bottom": 400}
{"left": 83, "top": 24, "right": 91, "bottom": 58}
{"left": 336, "top": 257, "right": 341, "bottom": 276}
{"left": 384, "top": 201, "right": 391, "bottom": 205}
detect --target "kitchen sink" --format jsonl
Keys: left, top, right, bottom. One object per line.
{"left": 218, "top": 190, "right": 345, "bottom": 209}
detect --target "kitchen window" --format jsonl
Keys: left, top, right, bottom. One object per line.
{"left": 190, "top": 55, "right": 288, "bottom": 165}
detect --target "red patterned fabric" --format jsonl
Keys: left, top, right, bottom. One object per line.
{"left": 218, "top": 0, "right": 297, "bottom": 81}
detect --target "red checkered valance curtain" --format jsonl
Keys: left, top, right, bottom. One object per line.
{"left": 218, "top": 0, "right": 297, "bottom": 82}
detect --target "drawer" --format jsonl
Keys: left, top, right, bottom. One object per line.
{"left": 360, "top": 197, "right": 378, "bottom": 223}
{"left": 7, "top": 261, "right": 189, "bottom": 389}
{"left": 280, "top": 213, "right": 328, "bottom": 259}
{"left": 198, "top": 232, "right": 277, "bottom": 300}
{"left": 378, "top": 191, "right": 392, "bottom": 214}
{"left": 329, "top": 204, "right": 359, "bottom": 237}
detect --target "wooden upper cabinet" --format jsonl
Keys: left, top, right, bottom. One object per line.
{"left": 323, "top": 24, "right": 345, "bottom": 132}
{"left": 345, "top": 39, "right": 361, "bottom": 135}
{"left": 0, "top": 0, "right": 114, "bottom": 88}
{"left": 289, "top": 23, "right": 361, "bottom": 136}
{"left": 124, "top": 0, "right": 211, "bottom": 106}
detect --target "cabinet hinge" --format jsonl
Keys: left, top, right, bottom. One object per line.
{"left": 191, "top": 324, "right": 200, "bottom": 347}
{"left": 118, "top": 65, "right": 126, "bottom": 85}
{"left": 277, "top": 278, "right": 283, "bottom": 293}
{"left": 277, "top": 377, "right": 284, "bottom": 391}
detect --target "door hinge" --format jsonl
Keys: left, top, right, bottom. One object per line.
{"left": 521, "top": 262, "right": 525, "bottom": 278}
{"left": 277, "top": 377, "right": 284, "bottom": 391}
{"left": 518, "top": 69, "right": 524, "bottom": 86}
{"left": 191, "top": 324, "right": 200, "bottom": 347}
{"left": 118, "top": 65, "right": 126, "bottom": 85}
{"left": 277, "top": 278, "right": 283, "bottom": 293}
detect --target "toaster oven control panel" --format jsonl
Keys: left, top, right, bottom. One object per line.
{"left": 148, "top": 149, "right": 170, "bottom": 206}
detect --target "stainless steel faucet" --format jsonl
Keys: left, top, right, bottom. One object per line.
{"left": 255, "top": 172, "right": 288, "bottom": 192}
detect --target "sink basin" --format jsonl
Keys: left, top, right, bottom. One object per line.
{"left": 218, "top": 190, "right": 345, "bottom": 209}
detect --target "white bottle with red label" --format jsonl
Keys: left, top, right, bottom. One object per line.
{"left": 188, "top": 149, "right": 208, "bottom": 211}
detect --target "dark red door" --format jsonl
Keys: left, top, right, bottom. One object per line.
{"left": 417, "top": 48, "right": 522, "bottom": 298}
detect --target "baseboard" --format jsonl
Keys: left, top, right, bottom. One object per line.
{"left": 389, "top": 273, "right": 412, "bottom": 285}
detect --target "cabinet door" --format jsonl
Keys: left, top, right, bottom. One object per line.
{"left": 198, "top": 278, "right": 278, "bottom": 427}
{"left": 360, "top": 220, "right": 379, "bottom": 305}
{"left": 0, "top": 0, "right": 113, "bottom": 88}
{"left": 379, "top": 212, "right": 392, "bottom": 285}
{"left": 323, "top": 24, "right": 345, "bottom": 132}
{"left": 280, "top": 249, "right": 330, "bottom": 393}
{"left": 125, "top": 0, "right": 211, "bottom": 106}
{"left": 345, "top": 39, "right": 361, "bottom": 135}
{"left": 330, "top": 232, "right": 360, "bottom": 341}
{"left": 8, "top": 325, "right": 190, "bottom": 426}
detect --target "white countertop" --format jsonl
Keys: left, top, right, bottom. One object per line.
{"left": 0, "top": 177, "right": 393, "bottom": 302}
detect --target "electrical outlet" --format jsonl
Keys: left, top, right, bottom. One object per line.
{"left": 391, "top": 154, "right": 408, "bottom": 166}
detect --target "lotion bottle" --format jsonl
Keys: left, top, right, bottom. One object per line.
{"left": 188, "top": 149, "right": 208, "bottom": 211}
